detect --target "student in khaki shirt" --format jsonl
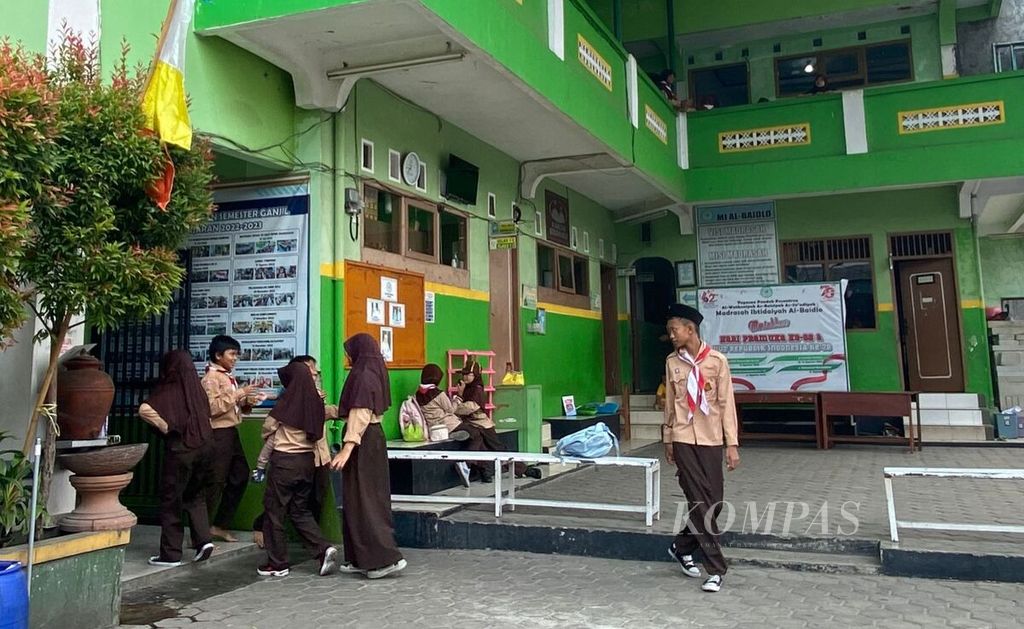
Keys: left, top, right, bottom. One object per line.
{"left": 250, "top": 356, "right": 338, "bottom": 548}
{"left": 329, "top": 333, "right": 406, "bottom": 579}
{"left": 201, "top": 335, "right": 263, "bottom": 543}
{"left": 662, "top": 303, "right": 740, "bottom": 594}
{"left": 256, "top": 360, "right": 339, "bottom": 578}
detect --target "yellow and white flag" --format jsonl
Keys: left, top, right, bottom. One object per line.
{"left": 142, "top": 0, "right": 196, "bottom": 150}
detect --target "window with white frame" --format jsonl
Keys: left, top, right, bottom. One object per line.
{"left": 487, "top": 193, "right": 497, "bottom": 219}
{"left": 535, "top": 208, "right": 544, "bottom": 236}
{"left": 583, "top": 231, "right": 590, "bottom": 253}
{"left": 598, "top": 238, "right": 605, "bottom": 260}
{"left": 388, "top": 149, "right": 401, "bottom": 182}
{"left": 416, "top": 162, "right": 427, "bottom": 192}
{"left": 994, "top": 42, "right": 1024, "bottom": 72}
{"left": 361, "top": 139, "right": 375, "bottom": 172}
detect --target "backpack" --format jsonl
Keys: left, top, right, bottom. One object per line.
{"left": 553, "top": 422, "right": 619, "bottom": 459}
{"left": 399, "top": 396, "right": 427, "bottom": 442}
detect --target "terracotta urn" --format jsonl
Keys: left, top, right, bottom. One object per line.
{"left": 58, "top": 444, "right": 148, "bottom": 532}
{"left": 56, "top": 354, "right": 115, "bottom": 440}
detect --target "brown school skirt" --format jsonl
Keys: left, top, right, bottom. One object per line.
{"left": 341, "top": 423, "right": 404, "bottom": 571}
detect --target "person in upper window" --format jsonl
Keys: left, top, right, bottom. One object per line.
{"left": 808, "top": 73, "right": 831, "bottom": 94}
{"left": 653, "top": 69, "right": 683, "bottom": 110}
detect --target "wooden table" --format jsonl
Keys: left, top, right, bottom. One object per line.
{"left": 544, "top": 413, "right": 621, "bottom": 440}
{"left": 819, "top": 391, "right": 922, "bottom": 452}
{"left": 734, "top": 391, "right": 824, "bottom": 448}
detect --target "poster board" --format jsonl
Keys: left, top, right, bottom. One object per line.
{"left": 187, "top": 182, "right": 309, "bottom": 397}
{"left": 696, "top": 202, "right": 779, "bottom": 287}
{"left": 698, "top": 282, "right": 849, "bottom": 392}
{"left": 344, "top": 261, "right": 425, "bottom": 368}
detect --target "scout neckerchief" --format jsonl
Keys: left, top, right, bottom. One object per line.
{"left": 679, "top": 343, "right": 712, "bottom": 422}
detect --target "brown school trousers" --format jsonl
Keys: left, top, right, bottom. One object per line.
{"left": 341, "top": 424, "right": 403, "bottom": 571}
{"left": 207, "top": 426, "right": 249, "bottom": 528}
{"left": 672, "top": 442, "right": 728, "bottom": 576}
{"left": 158, "top": 438, "right": 214, "bottom": 562}
{"left": 262, "top": 451, "right": 330, "bottom": 570}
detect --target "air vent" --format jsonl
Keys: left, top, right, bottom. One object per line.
{"left": 889, "top": 232, "right": 953, "bottom": 258}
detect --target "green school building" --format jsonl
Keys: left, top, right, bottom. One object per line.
{"left": 5, "top": 0, "right": 1024, "bottom": 534}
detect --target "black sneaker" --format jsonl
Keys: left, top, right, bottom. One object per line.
{"left": 257, "top": 564, "right": 289, "bottom": 577}
{"left": 523, "top": 466, "right": 542, "bottom": 480}
{"left": 193, "top": 542, "right": 214, "bottom": 562}
{"left": 668, "top": 544, "right": 701, "bottom": 578}
{"left": 702, "top": 574, "right": 723, "bottom": 593}
{"left": 479, "top": 468, "right": 494, "bottom": 483}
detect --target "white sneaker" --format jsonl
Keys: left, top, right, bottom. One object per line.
{"left": 701, "top": 575, "right": 723, "bottom": 593}
{"left": 147, "top": 556, "right": 182, "bottom": 568}
{"left": 193, "top": 542, "right": 215, "bottom": 562}
{"left": 366, "top": 558, "right": 407, "bottom": 579}
{"left": 257, "top": 565, "right": 289, "bottom": 577}
{"left": 455, "top": 462, "right": 471, "bottom": 488}
{"left": 319, "top": 546, "right": 339, "bottom": 576}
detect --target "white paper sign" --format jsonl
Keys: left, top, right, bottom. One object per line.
{"left": 389, "top": 303, "right": 406, "bottom": 328}
{"left": 367, "top": 298, "right": 385, "bottom": 325}
{"left": 425, "top": 291, "right": 435, "bottom": 324}
{"left": 381, "top": 276, "right": 398, "bottom": 302}
{"left": 379, "top": 326, "right": 394, "bottom": 362}
{"left": 699, "top": 282, "right": 849, "bottom": 392}
{"left": 697, "top": 202, "right": 779, "bottom": 287}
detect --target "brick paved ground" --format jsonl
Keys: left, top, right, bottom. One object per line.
{"left": 445, "top": 444, "right": 1024, "bottom": 548}
{"left": 120, "top": 548, "right": 1024, "bottom": 628}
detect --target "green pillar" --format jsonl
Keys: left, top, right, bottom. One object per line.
{"left": 612, "top": 0, "right": 622, "bottom": 41}
{"left": 666, "top": 0, "right": 677, "bottom": 74}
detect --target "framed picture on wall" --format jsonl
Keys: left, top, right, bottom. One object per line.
{"left": 675, "top": 260, "right": 697, "bottom": 287}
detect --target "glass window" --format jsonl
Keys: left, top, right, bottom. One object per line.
{"left": 573, "top": 257, "right": 589, "bottom": 296}
{"left": 363, "top": 185, "right": 400, "bottom": 253}
{"left": 994, "top": 42, "right": 1024, "bottom": 72}
{"left": 777, "top": 56, "right": 816, "bottom": 96}
{"left": 557, "top": 253, "right": 575, "bottom": 294}
{"left": 538, "top": 245, "right": 556, "bottom": 289}
{"left": 784, "top": 263, "right": 826, "bottom": 284}
{"left": 440, "top": 209, "right": 467, "bottom": 269}
{"left": 689, "top": 63, "right": 749, "bottom": 109}
{"left": 406, "top": 201, "right": 436, "bottom": 260}
{"left": 829, "top": 261, "right": 876, "bottom": 330}
{"left": 866, "top": 42, "right": 912, "bottom": 84}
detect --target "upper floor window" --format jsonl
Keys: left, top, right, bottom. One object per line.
{"left": 363, "top": 183, "right": 469, "bottom": 272}
{"left": 776, "top": 40, "right": 912, "bottom": 97}
{"left": 689, "top": 63, "right": 750, "bottom": 109}
{"left": 994, "top": 42, "right": 1024, "bottom": 72}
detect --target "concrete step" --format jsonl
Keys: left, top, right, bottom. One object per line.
{"left": 916, "top": 393, "right": 982, "bottom": 410}
{"left": 629, "top": 425, "right": 663, "bottom": 441}
{"left": 917, "top": 408, "right": 986, "bottom": 426}
{"left": 627, "top": 395, "right": 657, "bottom": 407}
{"left": 920, "top": 425, "right": 988, "bottom": 442}
{"left": 724, "top": 547, "right": 880, "bottom": 576}
{"left": 629, "top": 410, "right": 664, "bottom": 425}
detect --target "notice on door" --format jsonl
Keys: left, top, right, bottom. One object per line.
{"left": 187, "top": 183, "right": 309, "bottom": 396}
{"left": 697, "top": 202, "right": 779, "bottom": 287}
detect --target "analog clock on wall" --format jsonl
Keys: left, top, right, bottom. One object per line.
{"left": 402, "top": 152, "right": 422, "bottom": 186}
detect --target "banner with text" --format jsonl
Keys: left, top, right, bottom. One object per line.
{"left": 187, "top": 183, "right": 309, "bottom": 396}
{"left": 697, "top": 202, "right": 778, "bottom": 287}
{"left": 699, "top": 283, "right": 849, "bottom": 392}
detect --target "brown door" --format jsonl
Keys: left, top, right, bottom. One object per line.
{"left": 896, "top": 258, "right": 964, "bottom": 392}
{"left": 489, "top": 247, "right": 520, "bottom": 372}
{"left": 601, "top": 264, "right": 621, "bottom": 395}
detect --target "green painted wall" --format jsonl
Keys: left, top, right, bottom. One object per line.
{"left": 0, "top": 0, "right": 48, "bottom": 53}
{"left": 613, "top": 187, "right": 994, "bottom": 399}
{"left": 521, "top": 310, "right": 607, "bottom": 415}
{"left": 29, "top": 546, "right": 124, "bottom": 629}
{"left": 101, "top": 0, "right": 298, "bottom": 166}
{"left": 979, "top": 237, "right": 1024, "bottom": 308}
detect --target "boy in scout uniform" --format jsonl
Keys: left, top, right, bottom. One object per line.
{"left": 662, "top": 303, "right": 740, "bottom": 593}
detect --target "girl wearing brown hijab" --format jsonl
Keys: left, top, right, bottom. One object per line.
{"left": 454, "top": 360, "right": 541, "bottom": 481}
{"left": 258, "top": 361, "right": 339, "bottom": 578}
{"left": 417, "top": 363, "right": 477, "bottom": 486}
{"left": 330, "top": 333, "right": 406, "bottom": 579}
{"left": 138, "top": 350, "right": 216, "bottom": 567}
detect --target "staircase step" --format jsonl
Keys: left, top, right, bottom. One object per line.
{"left": 630, "top": 425, "right": 662, "bottom": 441}
{"left": 724, "top": 547, "right": 880, "bottom": 576}
{"left": 629, "top": 410, "right": 664, "bottom": 425}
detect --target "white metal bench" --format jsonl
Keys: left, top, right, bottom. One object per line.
{"left": 883, "top": 466, "right": 1024, "bottom": 543}
{"left": 388, "top": 450, "right": 661, "bottom": 526}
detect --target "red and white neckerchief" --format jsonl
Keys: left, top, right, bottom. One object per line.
{"left": 679, "top": 343, "right": 712, "bottom": 422}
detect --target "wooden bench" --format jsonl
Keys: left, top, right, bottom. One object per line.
{"left": 734, "top": 391, "right": 823, "bottom": 448}
{"left": 820, "top": 391, "right": 922, "bottom": 452}
{"left": 387, "top": 428, "right": 519, "bottom": 495}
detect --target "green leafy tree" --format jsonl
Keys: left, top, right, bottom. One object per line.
{"left": 1, "top": 32, "right": 214, "bottom": 497}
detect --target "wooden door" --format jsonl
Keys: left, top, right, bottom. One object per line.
{"left": 489, "top": 247, "right": 520, "bottom": 371}
{"left": 601, "top": 265, "right": 621, "bottom": 395}
{"left": 896, "top": 258, "right": 964, "bottom": 392}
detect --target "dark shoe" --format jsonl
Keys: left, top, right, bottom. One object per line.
{"left": 338, "top": 562, "right": 365, "bottom": 575}
{"left": 523, "top": 466, "right": 542, "bottom": 480}
{"left": 668, "top": 544, "right": 701, "bottom": 578}
{"left": 450, "top": 430, "right": 471, "bottom": 442}
{"left": 479, "top": 468, "right": 494, "bottom": 483}
{"left": 147, "top": 556, "right": 182, "bottom": 568}
{"left": 702, "top": 575, "right": 723, "bottom": 592}
{"left": 193, "top": 542, "right": 215, "bottom": 563}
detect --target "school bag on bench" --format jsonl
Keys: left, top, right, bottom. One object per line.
{"left": 399, "top": 396, "right": 427, "bottom": 442}
{"left": 553, "top": 422, "right": 619, "bottom": 458}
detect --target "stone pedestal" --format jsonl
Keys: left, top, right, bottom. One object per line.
{"left": 60, "top": 472, "right": 137, "bottom": 532}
